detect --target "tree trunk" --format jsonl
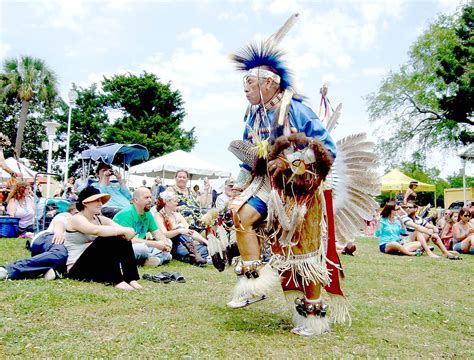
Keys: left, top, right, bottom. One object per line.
{"left": 14, "top": 100, "right": 30, "bottom": 158}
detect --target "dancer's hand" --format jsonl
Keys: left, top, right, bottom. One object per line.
{"left": 268, "top": 158, "right": 286, "bottom": 176}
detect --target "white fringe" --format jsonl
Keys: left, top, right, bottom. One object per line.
{"left": 208, "top": 225, "right": 232, "bottom": 258}
{"left": 270, "top": 249, "right": 334, "bottom": 288}
{"left": 267, "top": 188, "right": 291, "bottom": 230}
{"left": 327, "top": 294, "right": 352, "bottom": 325}
{"left": 278, "top": 203, "right": 307, "bottom": 247}
{"left": 207, "top": 234, "right": 224, "bottom": 257}
{"left": 230, "top": 264, "right": 280, "bottom": 302}
{"left": 292, "top": 310, "right": 330, "bottom": 335}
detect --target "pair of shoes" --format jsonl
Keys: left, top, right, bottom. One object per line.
{"left": 162, "top": 271, "right": 186, "bottom": 283}
{"left": 0, "top": 267, "right": 8, "bottom": 280}
{"left": 43, "top": 268, "right": 57, "bottom": 280}
{"left": 142, "top": 273, "right": 172, "bottom": 284}
{"left": 144, "top": 257, "right": 161, "bottom": 267}
{"left": 227, "top": 294, "right": 267, "bottom": 309}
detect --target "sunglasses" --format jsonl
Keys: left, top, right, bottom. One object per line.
{"left": 462, "top": 214, "right": 471, "bottom": 218}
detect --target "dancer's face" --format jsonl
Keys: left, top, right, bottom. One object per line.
{"left": 243, "top": 76, "right": 264, "bottom": 105}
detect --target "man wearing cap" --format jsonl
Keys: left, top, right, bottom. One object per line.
{"left": 215, "top": 178, "right": 235, "bottom": 213}
{"left": 151, "top": 176, "right": 166, "bottom": 203}
{"left": 113, "top": 187, "right": 172, "bottom": 267}
{"left": 94, "top": 162, "right": 132, "bottom": 218}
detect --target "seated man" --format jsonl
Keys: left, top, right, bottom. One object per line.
{"left": 401, "top": 203, "right": 459, "bottom": 259}
{"left": 0, "top": 203, "right": 78, "bottom": 280}
{"left": 215, "top": 178, "right": 235, "bottom": 213}
{"left": 151, "top": 176, "right": 166, "bottom": 203}
{"left": 94, "top": 162, "right": 132, "bottom": 218}
{"left": 113, "top": 187, "right": 172, "bottom": 267}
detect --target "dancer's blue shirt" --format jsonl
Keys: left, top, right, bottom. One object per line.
{"left": 242, "top": 98, "right": 337, "bottom": 168}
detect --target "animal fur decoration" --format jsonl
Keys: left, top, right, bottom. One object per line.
{"left": 269, "top": 133, "right": 333, "bottom": 197}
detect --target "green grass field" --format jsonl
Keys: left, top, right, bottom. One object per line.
{"left": 0, "top": 236, "right": 472, "bottom": 358}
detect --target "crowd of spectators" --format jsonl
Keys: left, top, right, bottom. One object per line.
{"left": 3, "top": 164, "right": 472, "bottom": 289}
{"left": 373, "top": 191, "right": 473, "bottom": 258}
{"left": 1, "top": 163, "right": 238, "bottom": 287}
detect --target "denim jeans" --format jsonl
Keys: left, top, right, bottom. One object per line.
{"left": 132, "top": 242, "right": 172, "bottom": 266}
{"left": 5, "top": 232, "right": 67, "bottom": 279}
{"left": 174, "top": 242, "right": 209, "bottom": 259}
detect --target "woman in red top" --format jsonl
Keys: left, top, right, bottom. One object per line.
{"left": 440, "top": 212, "right": 458, "bottom": 250}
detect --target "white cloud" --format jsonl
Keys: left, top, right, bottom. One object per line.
{"left": 335, "top": 55, "right": 352, "bottom": 70}
{"left": 139, "top": 28, "right": 233, "bottom": 98}
{"left": 362, "top": 67, "right": 388, "bottom": 77}
{"left": 217, "top": 12, "right": 248, "bottom": 22}
{"left": 360, "top": 0, "right": 406, "bottom": 22}
{"left": 267, "top": 0, "right": 301, "bottom": 14}
{"left": 437, "top": 0, "right": 467, "bottom": 13}
{"left": 0, "top": 43, "right": 11, "bottom": 58}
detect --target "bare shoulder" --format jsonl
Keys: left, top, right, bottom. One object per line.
{"left": 98, "top": 215, "right": 114, "bottom": 226}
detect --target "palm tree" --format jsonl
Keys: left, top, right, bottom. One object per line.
{"left": 0, "top": 56, "right": 58, "bottom": 157}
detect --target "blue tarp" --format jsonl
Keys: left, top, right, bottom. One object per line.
{"left": 81, "top": 143, "right": 149, "bottom": 168}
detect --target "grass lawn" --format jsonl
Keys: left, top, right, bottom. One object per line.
{"left": 0, "top": 236, "right": 473, "bottom": 358}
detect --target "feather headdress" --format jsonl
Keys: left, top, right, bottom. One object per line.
{"left": 230, "top": 42, "right": 294, "bottom": 90}
{"left": 229, "top": 13, "right": 299, "bottom": 91}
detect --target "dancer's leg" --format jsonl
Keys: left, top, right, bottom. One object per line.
{"left": 234, "top": 204, "right": 262, "bottom": 261}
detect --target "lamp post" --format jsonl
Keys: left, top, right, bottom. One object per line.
{"left": 44, "top": 121, "right": 60, "bottom": 198}
{"left": 64, "top": 88, "right": 78, "bottom": 185}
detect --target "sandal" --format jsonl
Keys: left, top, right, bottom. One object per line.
{"left": 170, "top": 272, "right": 186, "bottom": 283}
{"left": 142, "top": 273, "right": 172, "bottom": 283}
{"left": 445, "top": 253, "right": 462, "bottom": 260}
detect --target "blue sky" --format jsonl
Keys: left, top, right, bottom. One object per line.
{"left": 1, "top": 0, "right": 471, "bottom": 179}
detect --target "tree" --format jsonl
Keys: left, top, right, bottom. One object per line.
{"left": 0, "top": 56, "right": 58, "bottom": 157}
{"left": 102, "top": 72, "right": 196, "bottom": 159}
{"left": 446, "top": 174, "right": 474, "bottom": 188}
{"left": 367, "top": 4, "right": 473, "bottom": 161}
{"left": 53, "top": 84, "right": 110, "bottom": 177}
{"left": 436, "top": 5, "right": 474, "bottom": 144}
{"left": 0, "top": 96, "right": 49, "bottom": 171}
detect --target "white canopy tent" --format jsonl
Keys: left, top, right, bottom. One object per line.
{"left": 0, "top": 157, "right": 36, "bottom": 180}
{"left": 129, "top": 150, "right": 232, "bottom": 180}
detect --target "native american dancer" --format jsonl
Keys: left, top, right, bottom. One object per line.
{"left": 207, "top": 14, "right": 380, "bottom": 336}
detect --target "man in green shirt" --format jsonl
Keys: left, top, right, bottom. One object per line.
{"left": 114, "top": 187, "right": 172, "bottom": 267}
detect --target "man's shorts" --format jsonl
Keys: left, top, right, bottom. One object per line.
{"left": 247, "top": 196, "right": 267, "bottom": 219}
